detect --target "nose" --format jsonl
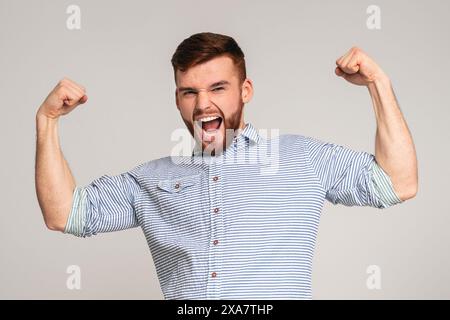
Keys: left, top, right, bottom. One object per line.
{"left": 196, "top": 89, "right": 212, "bottom": 110}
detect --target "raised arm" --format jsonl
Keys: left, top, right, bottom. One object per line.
{"left": 335, "top": 47, "right": 418, "bottom": 201}
{"left": 35, "top": 78, "right": 88, "bottom": 231}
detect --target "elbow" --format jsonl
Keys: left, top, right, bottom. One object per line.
{"left": 40, "top": 204, "right": 71, "bottom": 232}
{"left": 392, "top": 168, "right": 418, "bottom": 202}
{"left": 44, "top": 216, "right": 66, "bottom": 232}
{"left": 398, "top": 182, "right": 418, "bottom": 201}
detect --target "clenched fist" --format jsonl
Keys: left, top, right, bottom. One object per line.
{"left": 37, "top": 78, "right": 88, "bottom": 119}
{"left": 335, "top": 47, "right": 388, "bottom": 86}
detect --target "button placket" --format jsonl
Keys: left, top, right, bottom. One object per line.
{"left": 205, "top": 156, "right": 223, "bottom": 299}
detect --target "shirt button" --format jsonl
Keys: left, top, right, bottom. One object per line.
{"left": 213, "top": 208, "right": 219, "bottom": 213}
{"left": 211, "top": 272, "right": 217, "bottom": 278}
{"left": 174, "top": 183, "right": 180, "bottom": 189}
{"left": 213, "top": 240, "right": 219, "bottom": 245}
{"left": 212, "top": 176, "right": 219, "bottom": 182}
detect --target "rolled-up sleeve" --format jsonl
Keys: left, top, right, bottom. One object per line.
{"left": 304, "top": 136, "right": 403, "bottom": 209}
{"left": 64, "top": 170, "right": 142, "bottom": 237}
{"left": 370, "top": 161, "right": 404, "bottom": 208}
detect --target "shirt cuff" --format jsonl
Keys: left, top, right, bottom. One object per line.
{"left": 64, "top": 186, "right": 88, "bottom": 237}
{"left": 371, "top": 161, "right": 404, "bottom": 208}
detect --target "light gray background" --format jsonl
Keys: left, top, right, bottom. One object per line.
{"left": 1, "top": 0, "right": 449, "bottom": 299}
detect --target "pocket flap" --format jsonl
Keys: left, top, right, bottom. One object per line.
{"left": 157, "top": 174, "right": 200, "bottom": 193}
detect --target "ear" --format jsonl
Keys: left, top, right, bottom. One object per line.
{"left": 241, "top": 78, "right": 254, "bottom": 104}
{"left": 175, "top": 89, "right": 180, "bottom": 111}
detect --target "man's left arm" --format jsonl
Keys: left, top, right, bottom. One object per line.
{"left": 335, "top": 47, "right": 418, "bottom": 202}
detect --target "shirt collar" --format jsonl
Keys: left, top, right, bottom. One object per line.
{"left": 191, "top": 122, "right": 262, "bottom": 157}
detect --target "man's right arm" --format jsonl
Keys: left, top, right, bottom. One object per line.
{"left": 35, "top": 78, "right": 88, "bottom": 232}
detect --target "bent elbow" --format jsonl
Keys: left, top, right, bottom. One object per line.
{"left": 398, "top": 183, "right": 418, "bottom": 201}
{"left": 44, "top": 217, "right": 66, "bottom": 232}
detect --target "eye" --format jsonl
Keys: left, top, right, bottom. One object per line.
{"left": 182, "top": 91, "right": 196, "bottom": 96}
{"left": 212, "top": 87, "right": 224, "bottom": 92}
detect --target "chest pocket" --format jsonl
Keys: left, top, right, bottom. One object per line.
{"left": 155, "top": 174, "right": 204, "bottom": 228}
{"left": 157, "top": 174, "right": 199, "bottom": 194}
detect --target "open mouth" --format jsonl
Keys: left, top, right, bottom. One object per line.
{"left": 195, "top": 115, "right": 223, "bottom": 142}
{"left": 201, "top": 116, "right": 222, "bottom": 131}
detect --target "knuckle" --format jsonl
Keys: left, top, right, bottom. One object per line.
{"left": 57, "top": 85, "right": 67, "bottom": 93}
{"left": 59, "top": 77, "right": 75, "bottom": 87}
{"left": 55, "top": 87, "right": 64, "bottom": 97}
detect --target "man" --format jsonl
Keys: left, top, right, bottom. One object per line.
{"left": 35, "top": 32, "right": 418, "bottom": 299}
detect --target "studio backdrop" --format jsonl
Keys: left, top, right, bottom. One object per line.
{"left": 1, "top": 0, "right": 449, "bottom": 299}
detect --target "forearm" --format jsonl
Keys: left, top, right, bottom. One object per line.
{"left": 35, "top": 112, "right": 75, "bottom": 231}
{"left": 368, "top": 76, "right": 418, "bottom": 200}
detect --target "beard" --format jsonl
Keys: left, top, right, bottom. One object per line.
{"left": 182, "top": 102, "right": 244, "bottom": 156}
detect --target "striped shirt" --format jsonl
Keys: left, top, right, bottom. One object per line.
{"left": 64, "top": 122, "right": 403, "bottom": 299}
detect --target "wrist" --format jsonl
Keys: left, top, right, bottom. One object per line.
{"left": 36, "top": 111, "right": 59, "bottom": 134}
{"left": 367, "top": 73, "right": 391, "bottom": 93}
{"left": 36, "top": 109, "right": 59, "bottom": 123}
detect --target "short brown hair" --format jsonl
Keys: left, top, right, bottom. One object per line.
{"left": 171, "top": 32, "right": 246, "bottom": 84}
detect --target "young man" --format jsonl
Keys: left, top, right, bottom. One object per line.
{"left": 35, "top": 32, "right": 418, "bottom": 299}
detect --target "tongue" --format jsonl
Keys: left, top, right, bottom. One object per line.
{"left": 202, "top": 118, "right": 221, "bottom": 131}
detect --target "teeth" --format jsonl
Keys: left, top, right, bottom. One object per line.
{"left": 198, "top": 116, "right": 220, "bottom": 122}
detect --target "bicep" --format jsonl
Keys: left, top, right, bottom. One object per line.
{"left": 64, "top": 171, "right": 142, "bottom": 237}
{"left": 304, "top": 135, "right": 402, "bottom": 208}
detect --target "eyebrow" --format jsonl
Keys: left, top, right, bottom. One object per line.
{"left": 177, "top": 80, "right": 230, "bottom": 92}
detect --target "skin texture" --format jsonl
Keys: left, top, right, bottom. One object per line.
{"left": 335, "top": 46, "right": 418, "bottom": 201}
{"left": 175, "top": 55, "right": 253, "bottom": 155}
{"left": 35, "top": 47, "right": 417, "bottom": 232}
{"left": 35, "top": 78, "right": 87, "bottom": 231}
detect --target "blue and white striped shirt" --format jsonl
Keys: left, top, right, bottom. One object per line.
{"left": 64, "top": 122, "right": 403, "bottom": 299}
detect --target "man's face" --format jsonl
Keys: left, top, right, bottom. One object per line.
{"left": 175, "top": 55, "right": 253, "bottom": 155}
